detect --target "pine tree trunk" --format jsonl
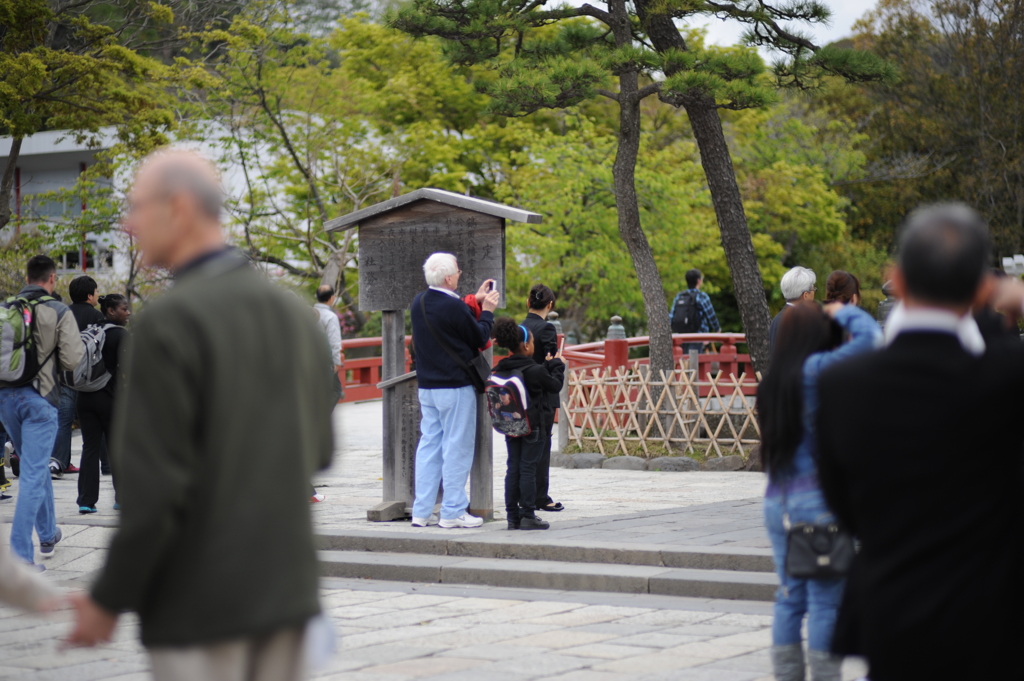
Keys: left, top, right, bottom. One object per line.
{"left": 684, "top": 97, "right": 771, "bottom": 374}
{"left": 631, "top": 1, "right": 771, "bottom": 374}
{"left": 607, "top": 0, "right": 673, "bottom": 375}
{"left": 0, "top": 137, "right": 23, "bottom": 232}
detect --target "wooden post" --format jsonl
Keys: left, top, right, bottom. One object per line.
{"left": 469, "top": 345, "right": 494, "bottom": 520}
{"left": 368, "top": 310, "right": 413, "bottom": 521}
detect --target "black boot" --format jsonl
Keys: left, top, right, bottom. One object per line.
{"left": 507, "top": 519, "right": 520, "bottom": 530}
{"left": 519, "top": 514, "right": 550, "bottom": 530}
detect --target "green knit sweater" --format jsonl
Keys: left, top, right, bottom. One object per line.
{"left": 92, "top": 251, "right": 335, "bottom": 646}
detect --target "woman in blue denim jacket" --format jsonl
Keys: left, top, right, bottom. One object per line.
{"left": 758, "top": 301, "right": 881, "bottom": 681}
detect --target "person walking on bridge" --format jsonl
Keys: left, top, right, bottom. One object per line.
{"left": 671, "top": 269, "right": 720, "bottom": 355}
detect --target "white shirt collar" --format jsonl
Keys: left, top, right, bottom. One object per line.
{"left": 883, "top": 302, "right": 986, "bottom": 356}
{"left": 428, "top": 286, "right": 461, "bottom": 299}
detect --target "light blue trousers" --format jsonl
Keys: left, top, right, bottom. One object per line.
{"left": 412, "top": 386, "right": 477, "bottom": 521}
{"left": 0, "top": 386, "right": 59, "bottom": 563}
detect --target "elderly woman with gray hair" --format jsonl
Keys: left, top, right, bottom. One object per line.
{"left": 409, "top": 253, "right": 499, "bottom": 529}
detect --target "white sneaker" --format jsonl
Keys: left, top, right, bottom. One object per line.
{"left": 310, "top": 493, "right": 326, "bottom": 503}
{"left": 439, "top": 513, "right": 483, "bottom": 529}
{"left": 411, "top": 514, "right": 439, "bottom": 527}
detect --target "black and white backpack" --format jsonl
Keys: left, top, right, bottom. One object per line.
{"left": 61, "top": 323, "right": 116, "bottom": 393}
{"left": 485, "top": 370, "right": 532, "bottom": 437}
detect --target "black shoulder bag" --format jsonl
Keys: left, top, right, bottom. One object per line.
{"left": 419, "top": 294, "right": 490, "bottom": 393}
{"left": 782, "top": 486, "right": 856, "bottom": 580}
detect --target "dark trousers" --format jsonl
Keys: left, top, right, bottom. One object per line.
{"left": 51, "top": 385, "right": 77, "bottom": 470}
{"left": 76, "top": 392, "right": 116, "bottom": 508}
{"left": 536, "top": 408, "right": 556, "bottom": 507}
{"left": 682, "top": 342, "right": 704, "bottom": 355}
{"left": 505, "top": 421, "right": 547, "bottom": 521}
{"left": 0, "top": 421, "right": 8, "bottom": 488}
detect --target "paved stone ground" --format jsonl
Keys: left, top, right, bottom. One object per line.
{"left": 0, "top": 401, "right": 869, "bottom": 679}
{"left": 311, "top": 401, "right": 768, "bottom": 535}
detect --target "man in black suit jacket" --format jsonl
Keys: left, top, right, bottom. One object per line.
{"left": 817, "top": 203, "right": 1024, "bottom": 681}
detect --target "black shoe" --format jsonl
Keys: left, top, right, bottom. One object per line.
{"left": 539, "top": 502, "right": 564, "bottom": 512}
{"left": 101, "top": 466, "right": 111, "bottom": 476}
{"left": 10, "top": 453, "right": 18, "bottom": 478}
{"left": 519, "top": 514, "right": 550, "bottom": 530}
{"left": 507, "top": 520, "right": 520, "bottom": 530}
{"left": 49, "top": 459, "right": 63, "bottom": 480}
{"left": 40, "top": 527, "right": 62, "bottom": 554}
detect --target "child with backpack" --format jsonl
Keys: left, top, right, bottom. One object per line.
{"left": 489, "top": 317, "right": 565, "bottom": 530}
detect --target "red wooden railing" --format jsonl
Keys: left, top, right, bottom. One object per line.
{"left": 338, "top": 333, "right": 756, "bottom": 403}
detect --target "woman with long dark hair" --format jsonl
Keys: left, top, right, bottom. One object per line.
{"left": 757, "top": 300, "right": 880, "bottom": 681}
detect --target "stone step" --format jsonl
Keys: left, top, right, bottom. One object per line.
{"left": 315, "top": 529, "right": 774, "bottom": 573}
{"left": 318, "top": 550, "right": 778, "bottom": 601}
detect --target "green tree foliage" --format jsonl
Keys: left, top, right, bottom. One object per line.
{"left": 0, "top": 0, "right": 207, "bottom": 258}
{"left": 391, "top": 0, "right": 894, "bottom": 373}
{"left": 841, "top": 0, "right": 1024, "bottom": 255}
{"left": 194, "top": 6, "right": 495, "bottom": 330}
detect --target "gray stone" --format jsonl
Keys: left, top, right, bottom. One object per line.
{"left": 569, "top": 453, "right": 606, "bottom": 469}
{"left": 602, "top": 456, "right": 646, "bottom": 471}
{"left": 744, "top": 445, "right": 763, "bottom": 472}
{"left": 703, "top": 455, "right": 745, "bottom": 472}
{"left": 647, "top": 456, "right": 700, "bottom": 472}
{"left": 551, "top": 452, "right": 573, "bottom": 468}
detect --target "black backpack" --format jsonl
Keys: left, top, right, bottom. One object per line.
{"left": 671, "top": 290, "right": 701, "bottom": 333}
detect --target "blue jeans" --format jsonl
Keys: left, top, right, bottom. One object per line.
{"left": 413, "top": 386, "right": 477, "bottom": 520}
{"left": 51, "top": 385, "right": 77, "bottom": 470}
{"left": 0, "top": 387, "right": 59, "bottom": 563}
{"left": 764, "top": 485, "right": 845, "bottom": 651}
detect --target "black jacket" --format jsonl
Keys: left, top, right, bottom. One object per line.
{"left": 493, "top": 353, "right": 565, "bottom": 429}
{"left": 69, "top": 302, "right": 105, "bottom": 331}
{"left": 817, "top": 331, "right": 1024, "bottom": 681}
{"left": 411, "top": 289, "right": 494, "bottom": 389}
{"left": 521, "top": 313, "right": 560, "bottom": 408}
{"left": 768, "top": 306, "right": 788, "bottom": 356}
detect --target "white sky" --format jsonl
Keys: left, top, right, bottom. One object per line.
{"left": 694, "top": 0, "right": 879, "bottom": 50}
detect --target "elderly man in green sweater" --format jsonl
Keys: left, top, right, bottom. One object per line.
{"left": 67, "top": 149, "right": 335, "bottom": 681}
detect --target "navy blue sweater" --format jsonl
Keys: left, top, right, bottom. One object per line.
{"left": 411, "top": 289, "right": 494, "bottom": 389}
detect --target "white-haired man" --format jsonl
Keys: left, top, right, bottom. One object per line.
{"left": 769, "top": 266, "right": 817, "bottom": 355}
{"left": 410, "top": 253, "right": 499, "bottom": 528}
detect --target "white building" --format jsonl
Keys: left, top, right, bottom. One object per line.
{"left": 0, "top": 129, "right": 122, "bottom": 276}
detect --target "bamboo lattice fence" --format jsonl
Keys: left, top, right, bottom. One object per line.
{"left": 562, "top": 363, "right": 761, "bottom": 459}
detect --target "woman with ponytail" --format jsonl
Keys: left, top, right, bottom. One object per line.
{"left": 520, "top": 284, "right": 565, "bottom": 512}
{"left": 492, "top": 317, "right": 565, "bottom": 530}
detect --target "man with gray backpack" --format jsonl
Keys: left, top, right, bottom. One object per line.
{"left": 0, "top": 255, "right": 84, "bottom": 565}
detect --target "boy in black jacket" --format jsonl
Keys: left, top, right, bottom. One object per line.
{"left": 492, "top": 317, "right": 565, "bottom": 530}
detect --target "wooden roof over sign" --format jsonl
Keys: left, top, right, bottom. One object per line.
{"left": 324, "top": 188, "right": 542, "bottom": 232}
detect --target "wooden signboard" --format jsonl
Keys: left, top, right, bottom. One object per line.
{"left": 357, "top": 201, "right": 506, "bottom": 311}
{"left": 326, "top": 188, "right": 541, "bottom": 523}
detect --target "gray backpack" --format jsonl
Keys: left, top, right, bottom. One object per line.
{"left": 61, "top": 323, "right": 116, "bottom": 393}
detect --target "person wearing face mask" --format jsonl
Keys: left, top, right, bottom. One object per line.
{"left": 75, "top": 294, "right": 131, "bottom": 515}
